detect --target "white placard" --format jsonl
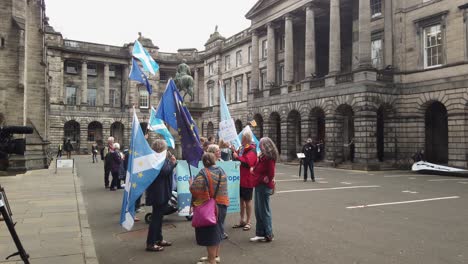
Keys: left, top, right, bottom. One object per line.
{"left": 296, "top": 153, "right": 305, "bottom": 159}
{"left": 219, "top": 118, "right": 238, "bottom": 143}
{"left": 57, "top": 159, "right": 74, "bottom": 168}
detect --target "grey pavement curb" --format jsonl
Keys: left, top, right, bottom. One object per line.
{"left": 72, "top": 166, "right": 99, "bottom": 264}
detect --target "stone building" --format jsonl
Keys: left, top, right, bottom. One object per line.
{"left": 0, "top": 0, "right": 49, "bottom": 171}
{"left": 3, "top": 0, "right": 468, "bottom": 171}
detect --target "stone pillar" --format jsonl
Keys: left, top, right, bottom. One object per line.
{"left": 284, "top": 14, "right": 294, "bottom": 84}
{"left": 122, "top": 64, "right": 129, "bottom": 109}
{"left": 305, "top": 4, "right": 316, "bottom": 78}
{"left": 354, "top": 111, "right": 378, "bottom": 166}
{"left": 324, "top": 116, "right": 341, "bottom": 162}
{"left": 266, "top": 22, "right": 276, "bottom": 87}
{"left": 60, "top": 59, "right": 65, "bottom": 104}
{"left": 194, "top": 67, "right": 199, "bottom": 102}
{"left": 251, "top": 30, "right": 260, "bottom": 92}
{"left": 448, "top": 112, "right": 467, "bottom": 168}
{"left": 81, "top": 61, "right": 87, "bottom": 104}
{"left": 328, "top": 0, "right": 341, "bottom": 75}
{"left": 104, "top": 63, "right": 110, "bottom": 105}
{"left": 384, "top": 0, "right": 393, "bottom": 66}
{"left": 357, "top": 0, "right": 372, "bottom": 68}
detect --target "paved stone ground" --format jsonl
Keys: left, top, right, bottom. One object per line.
{"left": 0, "top": 160, "right": 97, "bottom": 264}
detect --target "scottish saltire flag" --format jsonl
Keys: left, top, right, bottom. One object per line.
{"left": 174, "top": 90, "right": 203, "bottom": 167}
{"left": 219, "top": 82, "right": 241, "bottom": 148}
{"left": 149, "top": 106, "right": 175, "bottom": 148}
{"left": 238, "top": 125, "right": 261, "bottom": 154}
{"left": 120, "top": 110, "right": 167, "bottom": 231}
{"left": 132, "top": 40, "right": 159, "bottom": 75}
{"left": 155, "top": 79, "right": 200, "bottom": 141}
{"left": 129, "top": 58, "right": 152, "bottom": 94}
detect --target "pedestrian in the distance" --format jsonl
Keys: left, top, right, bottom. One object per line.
{"left": 103, "top": 137, "right": 115, "bottom": 188}
{"left": 301, "top": 138, "right": 316, "bottom": 182}
{"left": 109, "top": 143, "right": 122, "bottom": 191}
{"left": 91, "top": 143, "right": 98, "bottom": 163}
{"left": 250, "top": 137, "right": 279, "bottom": 242}
{"left": 57, "top": 142, "right": 63, "bottom": 158}
{"left": 64, "top": 139, "right": 73, "bottom": 159}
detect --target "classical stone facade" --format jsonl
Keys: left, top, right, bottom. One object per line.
{"left": 0, "top": 0, "right": 49, "bottom": 171}
{"left": 2, "top": 0, "right": 468, "bottom": 171}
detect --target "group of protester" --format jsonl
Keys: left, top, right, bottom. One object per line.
{"left": 143, "top": 131, "right": 279, "bottom": 264}
{"left": 100, "top": 136, "right": 128, "bottom": 191}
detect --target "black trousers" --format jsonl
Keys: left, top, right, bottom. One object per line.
{"left": 104, "top": 166, "right": 110, "bottom": 187}
{"left": 110, "top": 171, "right": 120, "bottom": 189}
{"left": 146, "top": 203, "right": 168, "bottom": 246}
{"left": 303, "top": 159, "right": 315, "bottom": 180}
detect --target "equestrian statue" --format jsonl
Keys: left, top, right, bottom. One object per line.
{"left": 174, "top": 60, "right": 194, "bottom": 101}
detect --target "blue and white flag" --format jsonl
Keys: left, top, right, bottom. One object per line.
{"left": 238, "top": 125, "right": 261, "bottom": 154}
{"left": 120, "top": 110, "right": 167, "bottom": 231}
{"left": 129, "top": 58, "right": 152, "bottom": 94}
{"left": 219, "top": 82, "right": 241, "bottom": 148}
{"left": 149, "top": 106, "right": 175, "bottom": 149}
{"left": 132, "top": 40, "right": 159, "bottom": 75}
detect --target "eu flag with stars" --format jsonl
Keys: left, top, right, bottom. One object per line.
{"left": 174, "top": 90, "right": 203, "bottom": 168}
{"left": 129, "top": 58, "right": 152, "bottom": 94}
{"left": 120, "top": 110, "right": 167, "bottom": 231}
{"left": 155, "top": 79, "right": 200, "bottom": 141}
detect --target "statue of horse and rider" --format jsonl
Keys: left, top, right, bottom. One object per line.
{"left": 174, "top": 60, "right": 194, "bottom": 101}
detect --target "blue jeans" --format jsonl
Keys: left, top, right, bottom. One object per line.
{"left": 303, "top": 159, "right": 314, "bottom": 180}
{"left": 254, "top": 184, "right": 273, "bottom": 237}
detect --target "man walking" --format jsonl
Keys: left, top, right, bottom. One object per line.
{"left": 302, "top": 138, "right": 316, "bottom": 182}
{"left": 64, "top": 139, "right": 73, "bottom": 159}
{"left": 57, "top": 142, "right": 63, "bottom": 158}
{"left": 103, "top": 137, "right": 115, "bottom": 189}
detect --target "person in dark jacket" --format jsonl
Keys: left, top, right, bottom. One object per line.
{"left": 109, "top": 143, "right": 123, "bottom": 191}
{"left": 302, "top": 138, "right": 316, "bottom": 182}
{"left": 64, "top": 139, "right": 73, "bottom": 159}
{"left": 145, "top": 139, "right": 177, "bottom": 252}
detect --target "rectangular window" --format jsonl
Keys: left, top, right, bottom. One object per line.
{"left": 139, "top": 89, "right": 149, "bottom": 108}
{"left": 87, "top": 88, "right": 97, "bottom": 106}
{"left": 236, "top": 50, "right": 242, "bottom": 67}
{"left": 225, "top": 55, "right": 231, "bottom": 71}
{"left": 208, "top": 85, "right": 214, "bottom": 106}
{"left": 223, "top": 79, "right": 231, "bottom": 104}
{"left": 277, "top": 34, "right": 285, "bottom": 51}
{"left": 277, "top": 64, "right": 284, "bottom": 85}
{"left": 424, "top": 24, "right": 443, "bottom": 69}
{"left": 248, "top": 46, "right": 252, "bottom": 63}
{"left": 65, "top": 61, "right": 78, "bottom": 74}
{"left": 235, "top": 79, "right": 242, "bottom": 102}
{"left": 260, "top": 70, "right": 266, "bottom": 90}
{"left": 208, "top": 62, "right": 214, "bottom": 75}
{"left": 66, "top": 87, "right": 77, "bottom": 105}
{"left": 247, "top": 75, "right": 251, "bottom": 92}
{"left": 370, "top": 0, "right": 382, "bottom": 18}
{"left": 109, "top": 89, "right": 116, "bottom": 107}
{"left": 87, "top": 63, "right": 97, "bottom": 76}
{"left": 371, "top": 38, "right": 383, "bottom": 69}
{"left": 109, "top": 65, "right": 116, "bottom": 78}
{"left": 262, "top": 40, "right": 268, "bottom": 59}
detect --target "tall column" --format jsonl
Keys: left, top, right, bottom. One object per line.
{"left": 251, "top": 30, "right": 260, "bottom": 92}
{"left": 328, "top": 0, "right": 341, "bottom": 74}
{"left": 60, "top": 59, "right": 64, "bottom": 104}
{"left": 284, "top": 14, "right": 294, "bottom": 83}
{"left": 81, "top": 61, "right": 87, "bottom": 104}
{"left": 266, "top": 22, "right": 276, "bottom": 87}
{"left": 193, "top": 67, "right": 199, "bottom": 102}
{"left": 384, "top": 0, "right": 393, "bottom": 66}
{"left": 104, "top": 63, "right": 110, "bottom": 105}
{"left": 122, "top": 64, "right": 129, "bottom": 110}
{"left": 305, "top": 4, "right": 316, "bottom": 78}
{"left": 358, "top": 0, "right": 372, "bottom": 68}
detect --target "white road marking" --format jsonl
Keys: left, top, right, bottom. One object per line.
{"left": 277, "top": 185, "right": 380, "bottom": 194}
{"left": 316, "top": 181, "right": 328, "bottom": 183}
{"left": 402, "top": 190, "right": 419, "bottom": 194}
{"left": 428, "top": 179, "right": 468, "bottom": 182}
{"left": 340, "top": 182, "right": 353, "bottom": 185}
{"left": 275, "top": 179, "right": 303, "bottom": 182}
{"left": 459, "top": 182, "right": 468, "bottom": 184}
{"left": 409, "top": 177, "right": 416, "bottom": 180}
{"left": 384, "top": 175, "right": 429, "bottom": 178}
{"left": 346, "top": 196, "right": 460, "bottom": 209}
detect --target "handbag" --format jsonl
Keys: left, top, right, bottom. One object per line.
{"left": 191, "top": 169, "right": 221, "bottom": 228}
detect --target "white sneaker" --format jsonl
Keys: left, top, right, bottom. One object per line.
{"left": 198, "top": 256, "right": 220, "bottom": 263}
{"left": 249, "top": 236, "right": 265, "bottom": 242}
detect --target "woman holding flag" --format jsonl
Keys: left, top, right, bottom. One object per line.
{"left": 231, "top": 130, "right": 257, "bottom": 231}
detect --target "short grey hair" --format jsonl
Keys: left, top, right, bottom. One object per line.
{"left": 113, "top": 143, "right": 120, "bottom": 150}
{"left": 242, "top": 130, "right": 253, "bottom": 144}
{"left": 108, "top": 136, "right": 115, "bottom": 143}
{"left": 207, "top": 144, "right": 220, "bottom": 153}
{"left": 151, "top": 139, "right": 167, "bottom": 153}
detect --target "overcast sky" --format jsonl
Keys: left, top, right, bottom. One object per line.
{"left": 45, "top": 0, "right": 258, "bottom": 52}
